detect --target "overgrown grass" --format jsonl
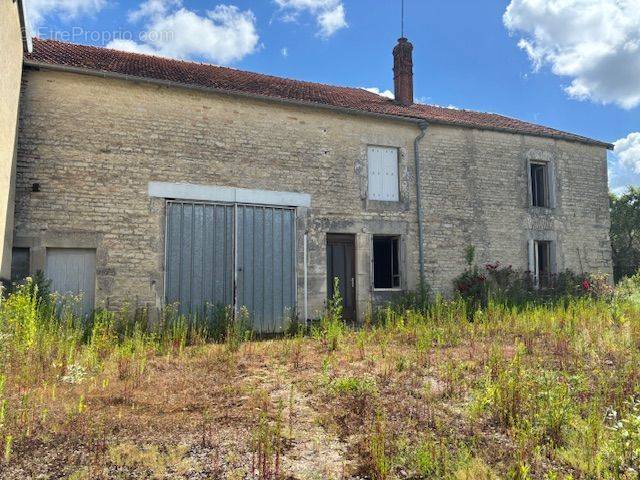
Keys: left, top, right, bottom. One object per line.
{"left": 2, "top": 277, "right": 640, "bottom": 478}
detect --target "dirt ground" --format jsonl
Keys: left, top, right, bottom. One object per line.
{"left": 0, "top": 334, "right": 540, "bottom": 479}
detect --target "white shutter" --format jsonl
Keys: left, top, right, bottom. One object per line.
{"left": 368, "top": 147, "right": 399, "bottom": 201}
{"left": 527, "top": 240, "right": 535, "bottom": 274}
{"left": 528, "top": 240, "right": 539, "bottom": 288}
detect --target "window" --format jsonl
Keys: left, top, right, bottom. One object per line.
{"left": 531, "top": 240, "right": 553, "bottom": 288}
{"left": 10, "top": 248, "right": 30, "bottom": 285}
{"left": 530, "top": 161, "right": 550, "bottom": 207}
{"left": 373, "top": 236, "right": 401, "bottom": 289}
{"left": 368, "top": 146, "right": 399, "bottom": 201}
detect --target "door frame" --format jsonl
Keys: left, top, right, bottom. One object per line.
{"left": 326, "top": 233, "right": 357, "bottom": 321}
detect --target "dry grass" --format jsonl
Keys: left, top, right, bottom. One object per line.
{"left": 2, "top": 287, "right": 640, "bottom": 479}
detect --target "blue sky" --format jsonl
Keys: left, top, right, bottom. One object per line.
{"left": 27, "top": 0, "right": 640, "bottom": 194}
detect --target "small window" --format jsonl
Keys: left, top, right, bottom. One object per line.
{"left": 530, "top": 162, "right": 550, "bottom": 207}
{"left": 368, "top": 146, "right": 399, "bottom": 201}
{"left": 533, "top": 240, "right": 553, "bottom": 288}
{"left": 373, "top": 236, "right": 401, "bottom": 289}
{"left": 10, "top": 248, "right": 30, "bottom": 285}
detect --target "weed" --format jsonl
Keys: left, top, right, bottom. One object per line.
{"left": 367, "top": 410, "right": 391, "bottom": 480}
{"left": 315, "top": 277, "right": 347, "bottom": 352}
{"left": 251, "top": 406, "right": 283, "bottom": 480}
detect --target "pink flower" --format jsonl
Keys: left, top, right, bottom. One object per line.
{"left": 582, "top": 279, "right": 590, "bottom": 291}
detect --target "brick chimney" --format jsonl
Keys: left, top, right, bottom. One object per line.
{"left": 393, "top": 37, "right": 414, "bottom": 106}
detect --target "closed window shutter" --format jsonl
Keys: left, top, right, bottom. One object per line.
{"left": 368, "top": 147, "right": 399, "bottom": 201}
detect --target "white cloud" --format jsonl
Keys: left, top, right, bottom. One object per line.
{"left": 107, "top": 1, "right": 259, "bottom": 64}
{"left": 27, "top": 0, "right": 106, "bottom": 29}
{"left": 611, "top": 185, "right": 629, "bottom": 196}
{"left": 504, "top": 0, "right": 640, "bottom": 109}
{"left": 362, "top": 87, "right": 394, "bottom": 100}
{"left": 316, "top": 4, "right": 347, "bottom": 38}
{"left": 275, "top": 0, "right": 347, "bottom": 38}
{"left": 614, "top": 132, "right": 640, "bottom": 173}
{"left": 281, "top": 47, "right": 289, "bottom": 57}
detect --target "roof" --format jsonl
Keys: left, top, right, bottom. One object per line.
{"left": 24, "top": 38, "right": 612, "bottom": 149}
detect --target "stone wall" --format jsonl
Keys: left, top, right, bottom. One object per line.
{"left": 421, "top": 126, "right": 612, "bottom": 293}
{"left": 16, "top": 69, "right": 421, "bottom": 319}
{"left": 15, "top": 68, "right": 612, "bottom": 318}
{"left": 0, "top": 0, "right": 26, "bottom": 279}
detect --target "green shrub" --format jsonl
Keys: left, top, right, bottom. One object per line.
{"left": 453, "top": 246, "right": 612, "bottom": 309}
{"left": 616, "top": 271, "right": 640, "bottom": 305}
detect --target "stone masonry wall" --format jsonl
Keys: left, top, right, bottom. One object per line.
{"left": 421, "top": 125, "right": 612, "bottom": 293}
{"left": 15, "top": 69, "right": 421, "bottom": 320}
{"left": 15, "top": 68, "right": 612, "bottom": 319}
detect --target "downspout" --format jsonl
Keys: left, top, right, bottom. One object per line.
{"left": 303, "top": 230, "right": 308, "bottom": 328}
{"left": 414, "top": 120, "right": 429, "bottom": 294}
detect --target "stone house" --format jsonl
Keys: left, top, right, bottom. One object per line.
{"left": 1, "top": 9, "right": 613, "bottom": 329}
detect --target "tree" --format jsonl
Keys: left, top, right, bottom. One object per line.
{"left": 610, "top": 187, "right": 640, "bottom": 282}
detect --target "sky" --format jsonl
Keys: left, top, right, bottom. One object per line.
{"left": 25, "top": 0, "right": 640, "bottom": 195}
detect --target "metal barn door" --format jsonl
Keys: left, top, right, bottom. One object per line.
{"left": 45, "top": 248, "right": 96, "bottom": 317}
{"left": 165, "top": 202, "right": 235, "bottom": 317}
{"left": 237, "top": 205, "right": 296, "bottom": 333}
{"left": 165, "top": 201, "right": 296, "bottom": 333}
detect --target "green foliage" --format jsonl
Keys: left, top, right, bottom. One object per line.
{"left": 610, "top": 188, "right": 640, "bottom": 282}
{"left": 386, "top": 288, "right": 432, "bottom": 314}
{"left": 453, "top": 246, "right": 611, "bottom": 309}
{"left": 329, "top": 374, "right": 378, "bottom": 397}
{"left": 250, "top": 401, "right": 283, "bottom": 480}
{"left": 368, "top": 410, "right": 391, "bottom": 480}
{"left": 224, "top": 306, "right": 252, "bottom": 353}
{"left": 2, "top": 269, "right": 640, "bottom": 477}
{"left": 605, "top": 396, "right": 640, "bottom": 477}
{"left": 616, "top": 271, "right": 640, "bottom": 305}
{"left": 473, "top": 344, "right": 576, "bottom": 448}
{"left": 315, "top": 277, "right": 347, "bottom": 352}
{"left": 411, "top": 434, "right": 456, "bottom": 478}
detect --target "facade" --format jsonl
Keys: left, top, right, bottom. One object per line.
{"left": 3, "top": 35, "right": 613, "bottom": 329}
{"left": 0, "top": 0, "right": 29, "bottom": 280}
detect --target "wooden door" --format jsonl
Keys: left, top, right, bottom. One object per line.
{"left": 326, "top": 234, "right": 356, "bottom": 321}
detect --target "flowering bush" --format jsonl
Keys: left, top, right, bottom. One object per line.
{"left": 454, "top": 246, "right": 613, "bottom": 307}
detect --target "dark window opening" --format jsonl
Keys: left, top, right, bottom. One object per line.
{"left": 10, "top": 248, "right": 30, "bottom": 285}
{"left": 536, "top": 241, "right": 552, "bottom": 288}
{"left": 373, "top": 236, "right": 400, "bottom": 289}
{"left": 531, "top": 162, "right": 550, "bottom": 208}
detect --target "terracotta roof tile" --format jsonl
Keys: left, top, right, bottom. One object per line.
{"left": 24, "top": 39, "right": 612, "bottom": 149}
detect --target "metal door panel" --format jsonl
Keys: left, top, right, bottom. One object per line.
{"left": 236, "top": 205, "right": 296, "bottom": 332}
{"left": 45, "top": 248, "right": 96, "bottom": 317}
{"left": 165, "top": 201, "right": 234, "bottom": 316}
{"left": 165, "top": 201, "right": 296, "bottom": 333}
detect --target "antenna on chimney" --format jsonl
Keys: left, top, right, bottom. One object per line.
{"left": 401, "top": 0, "right": 405, "bottom": 38}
